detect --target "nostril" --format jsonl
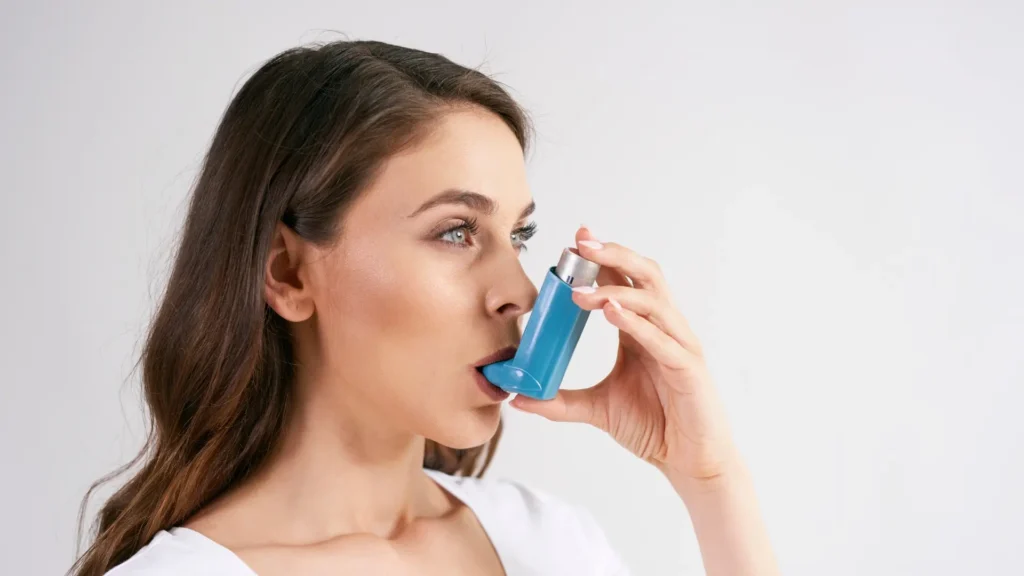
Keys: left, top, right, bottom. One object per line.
{"left": 496, "top": 302, "right": 519, "bottom": 316}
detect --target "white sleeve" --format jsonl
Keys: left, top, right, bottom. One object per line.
{"left": 493, "top": 477, "right": 633, "bottom": 575}
{"left": 568, "top": 503, "right": 633, "bottom": 576}
{"left": 427, "top": 471, "right": 634, "bottom": 575}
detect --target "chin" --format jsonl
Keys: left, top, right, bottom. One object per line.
{"left": 429, "top": 403, "right": 503, "bottom": 450}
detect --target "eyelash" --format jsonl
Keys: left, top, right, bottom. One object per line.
{"left": 436, "top": 217, "right": 538, "bottom": 251}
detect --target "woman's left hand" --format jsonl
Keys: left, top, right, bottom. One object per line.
{"left": 510, "top": 226, "right": 740, "bottom": 489}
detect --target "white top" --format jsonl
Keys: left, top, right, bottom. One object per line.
{"left": 105, "top": 469, "right": 631, "bottom": 575}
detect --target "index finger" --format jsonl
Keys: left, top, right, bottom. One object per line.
{"left": 574, "top": 233, "right": 666, "bottom": 294}
{"left": 576, "top": 227, "right": 632, "bottom": 288}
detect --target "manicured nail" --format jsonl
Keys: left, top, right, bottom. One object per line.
{"left": 572, "top": 285, "right": 597, "bottom": 294}
{"left": 579, "top": 240, "right": 603, "bottom": 250}
{"left": 608, "top": 297, "right": 623, "bottom": 311}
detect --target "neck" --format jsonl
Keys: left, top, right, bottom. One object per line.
{"left": 214, "top": 379, "right": 450, "bottom": 546}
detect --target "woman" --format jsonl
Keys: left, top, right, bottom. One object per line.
{"left": 72, "top": 40, "right": 779, "bottom": 575}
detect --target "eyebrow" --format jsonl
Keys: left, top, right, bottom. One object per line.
{"left": 407, "top": 188, "right": 536, "bottom": 220}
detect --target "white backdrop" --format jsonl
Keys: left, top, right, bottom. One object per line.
{"left": 2, "top": 1, "right": 1022, "bottom": 574}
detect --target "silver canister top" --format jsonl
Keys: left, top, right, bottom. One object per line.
{"left": 554, "top": 247, "right": 600, "bottom": 287}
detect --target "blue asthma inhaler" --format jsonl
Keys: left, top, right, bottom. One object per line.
{"left": 481, "top": 247, "right": 601, "bottom": 400}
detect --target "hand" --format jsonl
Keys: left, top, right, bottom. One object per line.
{"left": 511, "top": 226, "right": 740, "bottom": 487}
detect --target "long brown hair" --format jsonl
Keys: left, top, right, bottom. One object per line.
{"left": 70, "top": 39, "right": 532, "bottom": 576}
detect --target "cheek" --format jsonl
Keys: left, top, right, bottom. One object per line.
{"left": 323, "top": 245, "right": 479, "bottom": 400}
{"left": 339, "top": 264, "right": 470, "bottom": 344}
{"left": 311, "top": 243, "right": 499, "bottom": 446}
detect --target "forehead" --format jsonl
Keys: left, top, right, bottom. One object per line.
{"left": 354, "top": 107, "right": 531, "bottom": 220}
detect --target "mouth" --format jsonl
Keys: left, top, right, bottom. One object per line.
{"left": 473, "top": 345, "right": 518, "bottom": 370}
{"left": 471, "top": 345, "right": 517, "bottom": 402}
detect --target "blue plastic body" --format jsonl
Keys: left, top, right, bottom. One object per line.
{"left": 480, "top": 266, "right": 592, "bottom": 400}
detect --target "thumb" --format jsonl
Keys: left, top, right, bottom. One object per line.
{"left": 509, "top": 388, "right": 606, "bottom": 428}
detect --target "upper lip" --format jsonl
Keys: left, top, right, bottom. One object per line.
{"left": 473, "top": 345, "right": 518, "bottom": 368}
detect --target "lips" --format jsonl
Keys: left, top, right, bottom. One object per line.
{"left": 471, "top": 345, "right": 517, "bottom": 402}
{"left": 473, "top": 345, "right": 518, "bottom": 369}
{"left": 473, "top": 368, "right": 511, "bottom": 401}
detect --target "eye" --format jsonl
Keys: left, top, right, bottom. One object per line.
{"left": 440, "top": 227, "right": 469, "bottom": 245}
{"left": 511, "top": 221, "right": 538, "bottom": 251}
{"left": 436, "top": 217, "right": 479, "bottom": 247}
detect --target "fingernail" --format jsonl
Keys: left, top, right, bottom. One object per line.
{"left": 579, "top": 240, "right": 603, "bottom": 250}
{"left": 572, "top": 285, "right": 597, "bottom": 294}
{"left": 608, "top": 297, "right": 623, "bottom": 311}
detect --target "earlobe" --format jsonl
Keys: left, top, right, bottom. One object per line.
{"left": 264, "top": 221, "right": 315, "bottom": 322}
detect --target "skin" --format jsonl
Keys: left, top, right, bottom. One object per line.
{"left": 184, "top": 105, "right": 780, "bottom": 575}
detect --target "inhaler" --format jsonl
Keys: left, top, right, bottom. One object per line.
{"left": 480, "top": 247, "right": 601, "bottom": 400}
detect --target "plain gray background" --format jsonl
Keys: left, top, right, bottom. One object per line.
{"left": 2, "top": 1, "right": 1022, "bottom": 574}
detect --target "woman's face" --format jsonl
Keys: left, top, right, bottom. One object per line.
{"left": 296, "top": 107, "right": 538, "bottom": 449}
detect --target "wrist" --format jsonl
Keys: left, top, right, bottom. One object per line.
{"left": 666, "top": 455, "right": 781, "bottom": 576}
{"left": 662, "top": 446, "right": 751, "bottom": 500}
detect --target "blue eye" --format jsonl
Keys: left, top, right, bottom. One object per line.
{"left": 437, "top": 217, "right": 480, "bottom": 247}
{"left": 512, "top": 221, "right": 538, "bottom": 251}
{"left": 440, "top": 226, "right": 471, "bottom": 245}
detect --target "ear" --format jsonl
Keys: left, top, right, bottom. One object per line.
{"left": 264, "top": 220, "right": 315, "bottom": 322}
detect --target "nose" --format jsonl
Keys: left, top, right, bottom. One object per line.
{"left": 484, "top": 253, "right": 538, "bottom": 322}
